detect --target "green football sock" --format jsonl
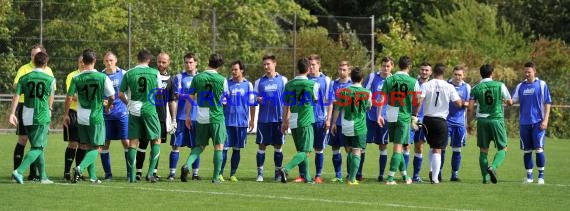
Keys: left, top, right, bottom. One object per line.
{"left": 128, "top": 147, "right": 137, "bottom": 181}
{"left": 88, "top": 163, "right": 97, "bottom": 180}
{"left": 491, "top": 150, "right": 506, "bottom": 170}
{"left": 389, "top": 153, "right": 402, "bottom": 173}
{"left": 398, "top": 153, "right": 406, "bottom": 172}
{"left": 38, "top": 151, "right": 47, "bottom": 179}
{"left": 16, "top": 148, "right": 42, "bottom": 174}
{"left": 148, "top": 143, "right": 161, "bottom": 177}
{"left": 349, "top": 153, "right": 361, "bottom": 182}
{"left": 185, "top": 147, "right": 204, "bottom": 167}
{"left": 213, "top": 150, "right": 223, "bottom": 180}
{"left": 479, "top": 152, "right": 489, "bottom": 180}
{"left": 303, "top": 155, "right": 312, "bottom": 182}
{"left": 79, "top": 149, "right": 99, "bottom": 172}
{"left": 284, "top": 152, "right": 306, "bottom": 172}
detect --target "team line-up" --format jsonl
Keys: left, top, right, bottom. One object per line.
{"left": 9, "top": 44, "right": 551, "bottom": 186}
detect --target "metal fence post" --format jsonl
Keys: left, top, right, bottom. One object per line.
{"left": 40, "top": 0, "right": 43, "bottom": 45}
{"left": 293, "top": 13, "right": 297, "bottom": 78}
{"left": 212, "top": 9, "right": 217, "bottom": 53}
{"left": 370, "top": 15, "right": 375, "bottom": 72}
{"left": 128, "top": 4, "right": 132, "bottom": 69}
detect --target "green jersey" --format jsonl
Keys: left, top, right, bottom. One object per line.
{"left": 119, "top": 65, "right": 161, "bottom": 117}
{"left": 381, "top": 71, "right": 422, "bottom": 123}
{"left": 284, "top": 76, "right": 319, "bottom": 129}
{"left": 15, "top": 69, "right": 56, "bottom": 126}
{"left": 189, "top": 69, "right": 228, "bottom": 124}
{"left": 335, "top": 84, "right": 371, "bottom": 136}
{"left": 68, "top": 69, "right": 115, "bottom": 125}
{"left": 470, "top": 78, "right": 511, "bottom": 119}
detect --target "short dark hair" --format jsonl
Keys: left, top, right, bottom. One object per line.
{"left": 308, "top": 54, "right": 320, "bottom": 62}
{"left": 453, "top": 65, "right": 465, "bottom": 71}
{"left": 433, "top": 63, "right": 446, "bottom": 76}
{"left": 381, "top": 56, "right": 393, "bottom": 64}
{"left": 184, "top": 52, "right": 197, "bottom": 61}
{"left": 231, "top": 60, "right": 245, "bottom": 72}
{"left": 350, "top": 67, "right": 364, "bottom": 82}
{"left": 82, "top": 49, "right": 96, "bottom": 65}
{"left": 524, "top": 62, "right": 536, "bottom": 70}
{"left": 31, "top": 44, "right": 47, "bottom": 53}
{"left": 208, "top": 53, "right": 224, "bottom": 69}
{"left": 262, "top": 54, "right": 276, "bottom": 62}
{"left": 33, "top": 52, "right": 49, "bottom": 67}
{"left": 419, "top": 62, "right": 432, "bottom": 67}
{"left": 137, "top": 49, "right": 153, "bottom": 63}
{"left": 398, "top": 56, "right": 412, "bottom": 69}
{"left": 480, "top": 64, "right": 494, "bottom": 78}
{"left": 297, "top": 57, "right": 310, "bottom": 74}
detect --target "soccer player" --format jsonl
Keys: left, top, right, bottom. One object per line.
{"left": 410, "top": 62, "right": 431, "bottom": 183}
{"left": 328, "top": 61, "right": 352, "bottom": 182}
{"left": 220, "top": 60, "right": 255, "bottom": 182}
{"left": 65, "top": 49, "right": 115, "bottom": 184}
{"left": 363, "top": 56, "right": 393, "bottom": 182}
{"left": 62, "top": 55, "right": 85, "bottom": 181}
{"left": 253, "top": 55, "right": 288, "bottom": 182}
{"left": 171, "top": 53, "right": 201, "bottom": 181}
{"left": 10, "top": 51, "right": 55, "bottom": 184}
{"left": 137, "top": 52, "right": 177, "bottom": 181}
{"left": 100, "top": 51, "right": 130, "bottom": 181}
{"left": 446, "top": 65, "right": 471, "bottom": 181}
{"left": 512, "top": 62, "right": 551, "bottom": 184}
{"left": 331, "top": 67, "right": 371, "bottom": 185}
{"left": 377, "top": 56, "right": 423, "bottom": 185}
{"left": 296, "top": 54, "right": 331, "bottom": 184}
{"left": 180, "top": 53, "right": 228, "bottom": 184}
{"left": 119, "top": 49, "right": 162, "bottom": 183}
{"left": 421, "top": 63, "right": 462, "bottom": 184}
{"left": 12, "top": 44, "right": 55, "bottom": 181}
{"left": 278, "top": 57, "right": 319, "bottom": 184}
{"left": 467, "top": 64, "right": 513, "bottom": 184}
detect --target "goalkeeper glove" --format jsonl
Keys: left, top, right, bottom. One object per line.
{"left": 411, "top": 116, "right": 420, "bottom": 131}
{"left": 168, "top": 119, "right": 177, "bottom": 135}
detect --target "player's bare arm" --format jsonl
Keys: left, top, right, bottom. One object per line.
{"left": 185, "top": 94, "right": 195, "bottom": 129}
{"left": 8, "top": 94, "right": 20, "bottom": 126}
{"left": 541, "top": 104, "right": 551, "bottom": 130}
{"left": 331, "top": 109, "right": 340, "bottom": 136}
{"left": 466, "top": 99, "right": 476, "bottom": 135}
{"left": 118, "top": 91, "right": 128, "bottom": 105}
{"left": 281, "top": 105, "right": 290, "bottom": 134}
{"left": 248, "top": 105, "right": 255, "bottom": 132}
{"left": 63, "top": 95, "right": 73, "bottom": 127}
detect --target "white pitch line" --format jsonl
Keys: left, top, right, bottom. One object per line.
{"left": 55, "top": 183, "right": 477, "bottom": 211}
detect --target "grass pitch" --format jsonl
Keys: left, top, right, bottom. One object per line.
{"left": 0, "top": 133, "right": 568, "bottom": 210}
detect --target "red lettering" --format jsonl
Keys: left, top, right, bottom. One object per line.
{"left": 354, "top": 91, "right": 370, "bottom": 106}
{"left": 334, "top": 88, "right": 352, "bottom": 107}
{"left": 390, "top": 91, "right": 405, "bottom": 106}
{"left": 372, "top": 91, "right": 387, "bottom": 107}
{"left": 408, "top": 91, "right": 423, "bottom": 106}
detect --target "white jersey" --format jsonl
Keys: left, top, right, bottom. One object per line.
{"left": 422, "top": 79, "right": 460, "bottom": 119}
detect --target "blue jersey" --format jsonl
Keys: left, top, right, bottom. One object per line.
{"left": 330, "top": 78, "right": 352, "bottom": 126}
{"left": 254, "top": 73, "right": 288, "bottom": 123}
{"left": 174, "top": 71, "right": 198, "bottom": 121}
{"left": 447, "top": 81, "right": 471, "bottom": 126}
{"left": 103, "top": 68, "right": 128, "bottom": 120}
{"left": 309, "top": 73, "right": 332, "bottom": 123}
{"left": 224, "top": 78, "right": 254, "bottom": 127}
{"left": 364, "top": 72, "right": 388, "bottom": 121}
{"left": 512, "top": 78, "right": 552, "bottom": 125}
{"left": 416, "top": 78, "right": 426, "bottom": 121}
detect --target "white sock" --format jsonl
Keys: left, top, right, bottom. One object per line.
{"left": 431, "top": 152, "right": 441, "bottom": 183}
{"left": 428, "top": 150, "right": 434, "bottom": 171}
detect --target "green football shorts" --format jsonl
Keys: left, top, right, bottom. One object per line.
{"left": 291, "top": 126, "right": 314, "bottom": 152}
{"left": 128, "top": 115, "right": 161, "bottom": 141}
{"left": 476, "top": 118, "right": 508, "bottom": 150}
{"left": 388, "top": 121, "right": 410, "bottom": 145}
{"left": 78, "top": 124, "right": 105, "bottom": 146}
{"left": 196, "top": 122, "right": 227, "bottom": 146}
{"left": 26, "top": 125, "right": 49, "bottom": 148}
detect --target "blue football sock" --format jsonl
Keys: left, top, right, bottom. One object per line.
{"left": 220, "top": 149, "right": 228, "bottom": 176}
{"left": 524, "top": 151, "right": 534, "bottom": 170}
{"left": 379, "top": 150, "right": 388, "bottom": 177}
{"left": 256, "top": 150, "right": 265, "bottom": 175}
{"left": 536, "top": 151, "right": 545, "bottom": 178}
{"left": 230, "top": 149, "right": 241, "bottom": 176}
{"left": 170, "top": 151, "right": 179, "bottom": 172}
{"left": 101, "top": 151, "right": 111, "bottom": 175}
{"left": 315, "top": 152, "right": 324, "bottom": 177}
{"left": 332, "top": 151, "right": 342, "bottom": 178}
{"left": 192, "top": 156, "right": 200, "bottom": 170}
{"left": 413, "top": 154, "right": 423, "bottom": 178}
{"left": 274, "top": 150, "right": 283, "bottom": 168}
{"left": 439, "top": 150, "right": 446, "bottom": 178}
{"left": 451, "top": 151, "right": 461, "bottom": 176}
{"left": 403, "top": 151, "right": 410, "bottom": 169}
